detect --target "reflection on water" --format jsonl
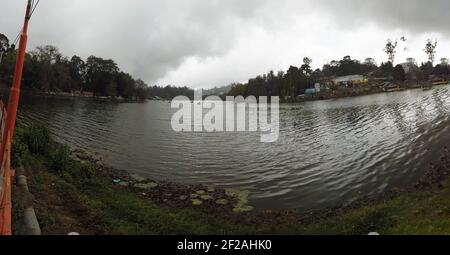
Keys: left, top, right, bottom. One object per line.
{"left": 17, "top": 85, "right": 450, "bottom": 211}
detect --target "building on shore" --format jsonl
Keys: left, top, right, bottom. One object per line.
{"left": 333, "top": 75, "right": 368, "bottom": 87}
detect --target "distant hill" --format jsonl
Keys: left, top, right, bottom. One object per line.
{"left": 203, "top": 84, "right": 233, "bottom": 96}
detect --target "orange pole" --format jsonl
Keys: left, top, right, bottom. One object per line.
{"left": 0, "top": 133, "right": 12, "bottom": 235}
{"left": 0, "top": 0, "right": 33, "bottom": 235}
{"left": 0, "top": 0, "right": 32, "bottom": 166}
{"left": 5, "top": 0, "right": 32, "bottom": 138}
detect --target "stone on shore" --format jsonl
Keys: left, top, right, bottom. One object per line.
{"left": 179, "top": 195, "right": 188, "bottom": 201}
{"left": 196, "top": 190, "right": 206, "bottom": 195}
{"left": 191, "top": 199, "right": 203, "bottom": 206}
{"left": 200, "top": 195, "right": 213, "bottom": 200}
{"left": 130, "top": 174, "right": 147, "bottom": 183}
{"left": 215, "top": 199, "right": 229, "bottom": 205}
{"left": 134, "top": 182, "right": 158, "bottom": 190}
{"left": 118, "top": 181, "right": 129, "bottom": 187}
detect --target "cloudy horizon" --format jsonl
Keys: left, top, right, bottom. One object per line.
{"left": 1, "top": 0, "right": 449, "bottom": 88}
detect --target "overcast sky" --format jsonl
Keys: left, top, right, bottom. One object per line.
{"left": 1, "top": 0, "right": 449, "bottom": 88}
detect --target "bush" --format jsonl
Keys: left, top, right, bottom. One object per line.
{"left": 11, "top": 136, "right": 28, "bottom": 168}
{"left": 49, "top": 145, "right": 70, "bottom": 174}
{"left": 23, "top": 123, "right": 51, "bottom": 156}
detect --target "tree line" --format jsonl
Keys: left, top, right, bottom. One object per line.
{"left": 229, "top": 38, "right": 450, "bottom": 98}
{"left": 1, "top": 33, "right": 193, "bottom": 100}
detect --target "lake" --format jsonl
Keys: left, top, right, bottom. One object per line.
{"left": 17, "top": 85, "right": 450, "bottom": 211}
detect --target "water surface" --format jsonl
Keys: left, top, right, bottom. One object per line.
{"left": 18, "top": 85, "right": 450, "bottom": 211}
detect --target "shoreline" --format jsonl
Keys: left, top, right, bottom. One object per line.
{"left": 284, "top": 82, "right": 448, "bottom": 103}
{"left": 68, "top": 148, "right": 255, "bottom": 215}
{"left": 67, "top": 143, "right": 450, "bottom": 233}
{"left": 4, "top": 82, "right": 448, "bottom": 105}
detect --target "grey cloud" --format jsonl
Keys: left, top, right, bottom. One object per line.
{"left": 2, "top": 0, "right": 274, "bottom": 85}
{"left": 316, "top": 0, "right": 450, "bottom": 35}
{"left": 1, "top": 0, "right": 449, "bottom": 87}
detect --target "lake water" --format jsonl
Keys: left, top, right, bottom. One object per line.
{"left": 17, "top": 85, "right": 450, "bottom": 211}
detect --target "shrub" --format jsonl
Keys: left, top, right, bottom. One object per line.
{"left": 11, "top": 137, "right": 28, "bottom": 168}
{"left": 49, "top": 145, "right": 70, "bottom": 174}
{"left": 23, "top": 123, "right": 51, "bottom": 156}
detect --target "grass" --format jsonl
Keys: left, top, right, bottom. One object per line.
{"left": 271, "top": 183, "right": 450, "bottom": 235}
{"left": 11, "top": 123, "right": 450, "bottom": 235}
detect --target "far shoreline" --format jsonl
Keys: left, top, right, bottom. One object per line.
{"left": 4, "top": 81, "right": 447, "bottom": 105}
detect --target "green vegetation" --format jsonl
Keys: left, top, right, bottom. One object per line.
{"left": 274, "top": 183, "right": 450, "bottom": 235}
{"left": 1, "top": 32, "right": 194, "bottom": 100}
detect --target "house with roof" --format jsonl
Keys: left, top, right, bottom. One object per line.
{"left": 333, "top": 75, "right": 368, "bottom": 86}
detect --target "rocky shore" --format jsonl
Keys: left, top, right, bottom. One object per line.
{"left": 69, "top": 148, "right": 255, "bottom": 216}
{"left": 67, "top": 144, "right": 450, "bottom": 234}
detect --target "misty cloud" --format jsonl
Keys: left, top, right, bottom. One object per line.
{"left": 316, "top": 0, "right": 450, "bottom": 35}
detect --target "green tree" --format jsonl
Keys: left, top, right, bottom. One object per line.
{"left": 134, "top": 79, "right": 148, "bottom": 99}
{"left": 384, "top": 39, "right": 398, "bottom": 64}
{"left": 301, "top": 57, "right": 313, "bottom": 76}
{"left": 420, "top": 61, "right": 434, "bottom": 78}
{"left": 0, "top": 33, "right": 9, "bottom": 64}
{"left": 393, "top": 65, "right": 406, "bottom": 82}
{"left": 424, "top": 39, "right": 438, "bottom": 64}
{"left": 85, "top": 56, "right": 119, "bottom": 96}
{"left": 69, "top": 55, "right": 86, "bottom": 92}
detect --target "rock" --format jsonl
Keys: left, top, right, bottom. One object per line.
{"left": 233, "top": 205, "right": 254, "bottom": 213}
{"left": 207, "top": 187, "right": 215, "bottom": 193}
{"left": 179, "top": 195, "right": 188, "bottom": 201}
{"left": 191, "top": 199, "right": 203, "bottom": 206}
{"left": 190, "top": 194, "right": 199, "bottom": 199}
{"left": 130, "top": 174, "right": 147, "bottom": 183}
{"left": 196, "top": 190, "right": 206, "bottom": 195}
{"left": 118, "top": 181, "right": 129, "bottom": 187}
{"left": 226, "top": 189, "right": 254, "bottom": 213}
{"left": 134, "top": 183, "right": 158, "bottom": 190}
{"left": 215, "top": 199, "right": 229, "bottom": 205}
{"left": 200, "top": 195, "right": 213, "bottom": 200}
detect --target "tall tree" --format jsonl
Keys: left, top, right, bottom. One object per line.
{"left": 364, "top": 58, "right": 377, "bottom": 67}
{"left": 384, "top": 39, "right": 398, "bottom": 64}
{"left": 69, "top": 55, "right": 86, "bottom": 91}
{"left": 424, "top": 39, "right": 438, "bottom": 64}
{"left": 31, "top": 45, "right": 62, "bottom": 63}
{"left": 85, "top": 56, "right": 119, "bottom": 96}
{"left": 0, "top": 33, "right": 9, "bottom": 64}
{"left": 301, "top": 57, "right": 313, "bottom": 76}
